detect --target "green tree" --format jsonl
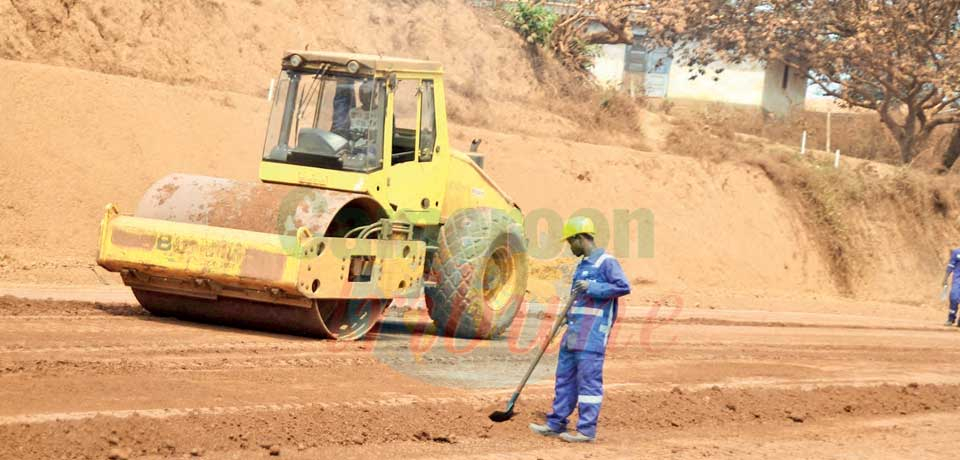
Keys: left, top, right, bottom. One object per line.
{"left": 504, "top": 1, "right": 558, "bottom": 46}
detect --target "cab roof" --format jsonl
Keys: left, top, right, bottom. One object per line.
{"left": 282, "top": 50, "right": 444, "bottom": 74}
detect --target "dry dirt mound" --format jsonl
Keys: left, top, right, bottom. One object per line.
{"left": 0, "top": 58, "right": 838, "bottom": 304}
{"left": 0, "top": 52, "right": 949, "bottom": 308}
{"left": 0, "top": 0, "right": 599, "bottom": 138}
{"left": 0, "top": 59, "right": 265, "bottom": 271}
{"left": 1, "top": 0, "right": 528, "bottom": 96}
{"left": 0, "top": 0, "right": 950, "bottom": 308}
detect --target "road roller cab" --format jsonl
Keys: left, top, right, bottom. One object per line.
{"left": 259, "top": 51, "right": 521, "bottom": 226}
{"left": 96, "top": 51, "right": 529, "bottom": 341}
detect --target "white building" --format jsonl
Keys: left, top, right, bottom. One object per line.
{"left": 469, "top": 1, "right": 808, "bottom": 116}
{"left": 593, "top": 36, "right": 808, "bottom": 116}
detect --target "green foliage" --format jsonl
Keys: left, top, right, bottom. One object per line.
{"left": 504, "top": 1, "right": 557, "bottom": 46}
{"left": 562, "top": 38, "right": 603, "bottom": 70}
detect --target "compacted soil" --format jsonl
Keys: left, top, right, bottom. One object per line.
{"left": 0, "top": 293, "right": 958, "bottom": 459}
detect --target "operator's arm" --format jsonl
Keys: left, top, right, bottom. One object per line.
{"left": 586, "top": 258, "right": 631, "bottom": 299}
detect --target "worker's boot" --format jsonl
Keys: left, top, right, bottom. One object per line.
{"left": 528, "top": 423, "right": 562, "bottom": 437}
{"left": 947, "top": 320, "right": 956, "bottom": 327}
{"left": 559, "top": 431, "right": 595, "bottom": 443}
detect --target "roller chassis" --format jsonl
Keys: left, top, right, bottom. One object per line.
{"left": 96, "top": 51, "right": 528, "bottom": 340}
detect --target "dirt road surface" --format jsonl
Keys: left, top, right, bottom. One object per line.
{"left": 0, "top": 291, "right": 958, "bottom": 459}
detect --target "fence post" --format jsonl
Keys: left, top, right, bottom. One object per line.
{"left": 800, "top": 130, "right": 807, "bottom": 155}
{"left": 834, "top": 149, "right": 840, "bottom": 169}
{"left": 826, "top": 109, "right": 832, "bottom": 154}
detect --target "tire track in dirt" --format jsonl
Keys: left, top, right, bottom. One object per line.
{"left": 3, "top": 338, "right": 960, "bottom": 378}
{"left": 0, "top": 340, "right": 392, "bottom": 355}
{"left": 1, "top": 325, "right": 954, "bottom": 356}
{"left": 0, "top": 355, "right": 384, "bottom": 376}
{"left": 4, "top": 345, "right": 957, "bottom": 378}
{"left": 0, "top": 353, "right": 544, "bottom": 376}
{"left": 6, "top": 313, "right": 945, "bottom": 333}
{"left": 628, "top": 316, "right": 955, "bottom": 333}
{"left": 1, "top": 296, "right": 946, "bottom": 333}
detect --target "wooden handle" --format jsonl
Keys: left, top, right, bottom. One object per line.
{"left": 511, "top": 295, "right": 576, "bottom": 396}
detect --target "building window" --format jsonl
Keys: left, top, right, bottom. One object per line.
{"left": 781, "top": 65, "right": 789, "bottom": 90}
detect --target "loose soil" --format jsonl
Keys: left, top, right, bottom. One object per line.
{"left": 2, "top": 297, "right": 960, "bottom": 459}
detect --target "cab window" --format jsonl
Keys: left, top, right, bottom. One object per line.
{"left": 419, "top": 80, "right": 436, "bottom": 162}
{"left": 392, "top": 80, "right": 419, "bottom": 165}
{"left": 262, "top": 71, "right": 385, "bottom": 172}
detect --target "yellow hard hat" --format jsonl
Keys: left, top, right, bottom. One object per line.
{"left": 561, "top": 216, "right": 596, "bottom": 241}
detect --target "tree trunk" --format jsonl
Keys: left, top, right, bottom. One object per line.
{"left": 898, "top": 136, "right": 915, "bottom": 164}
{"left": 942, "top": 126, "right": 960, "bottom": 170}
{"left": 878, "top": 106, "right": 915, "bottom": 164}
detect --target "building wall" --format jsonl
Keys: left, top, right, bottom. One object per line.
{"left": 593, "top": 44, "right": 628, "bottom": 87}
{"left": 584, "top": 34, "right": 806, "bottom": 116}
{"left": 664, "top": 55, "right": 767, "bottom": 107}
{"left": 760, "top": 60, "right": 807, "bottom": 116}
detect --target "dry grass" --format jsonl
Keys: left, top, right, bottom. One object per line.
{"left": 445, "top": 42, "right": 649, "bottom": 150}
{"left": 665, "top": 113, "right": 960, "bottom": 295}
{"left": 662, "top": 102, "right": 899, "bottom": 163}
{"left": 658, "top": 101, "right": 960, "bottom": 170}
{"left": 542, "top": 83, "right": 648, "bottom": 150}
{"left": 665, "top": 116, "right": 744, "bottom": 161}
{"left": 748, "top": 153, "right": 865, "bottom": 293}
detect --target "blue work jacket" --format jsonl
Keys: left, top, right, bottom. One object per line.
{"left": 948, "top": 249, "right": 960, "bottom": 292}
{"left": 562, "top": 248, "right": 631, "bottom": 354}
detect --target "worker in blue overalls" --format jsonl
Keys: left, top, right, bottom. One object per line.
{"left": 942, "top": 248, "right": 960, "bottom": 326}
{"left": 529, "top": 216, "right": 631, "bottom": 442}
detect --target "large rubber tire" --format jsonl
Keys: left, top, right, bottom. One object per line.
{"left": 425, "top": 207, "right": 528, "bottom": 338}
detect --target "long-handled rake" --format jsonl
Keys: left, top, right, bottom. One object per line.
{"left": 489, "top": 294, "right": 576, "bottom": 422}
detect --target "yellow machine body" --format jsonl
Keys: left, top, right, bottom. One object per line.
{"left": 98, "top": 205, "right": 425, "bottom": 308}
{"left": 96, "top": 51, "right": 525, "bottom": 340}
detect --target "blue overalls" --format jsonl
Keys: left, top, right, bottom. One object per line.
{"left": 546, "top": 248, "right": 631, "bottom": 439}
{"left": 946, "top": 249, "right": 960, "bottom": 323}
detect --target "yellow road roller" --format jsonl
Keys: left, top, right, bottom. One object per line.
{"left": 97, "top": 51, "right": 528, "bottom": 340}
